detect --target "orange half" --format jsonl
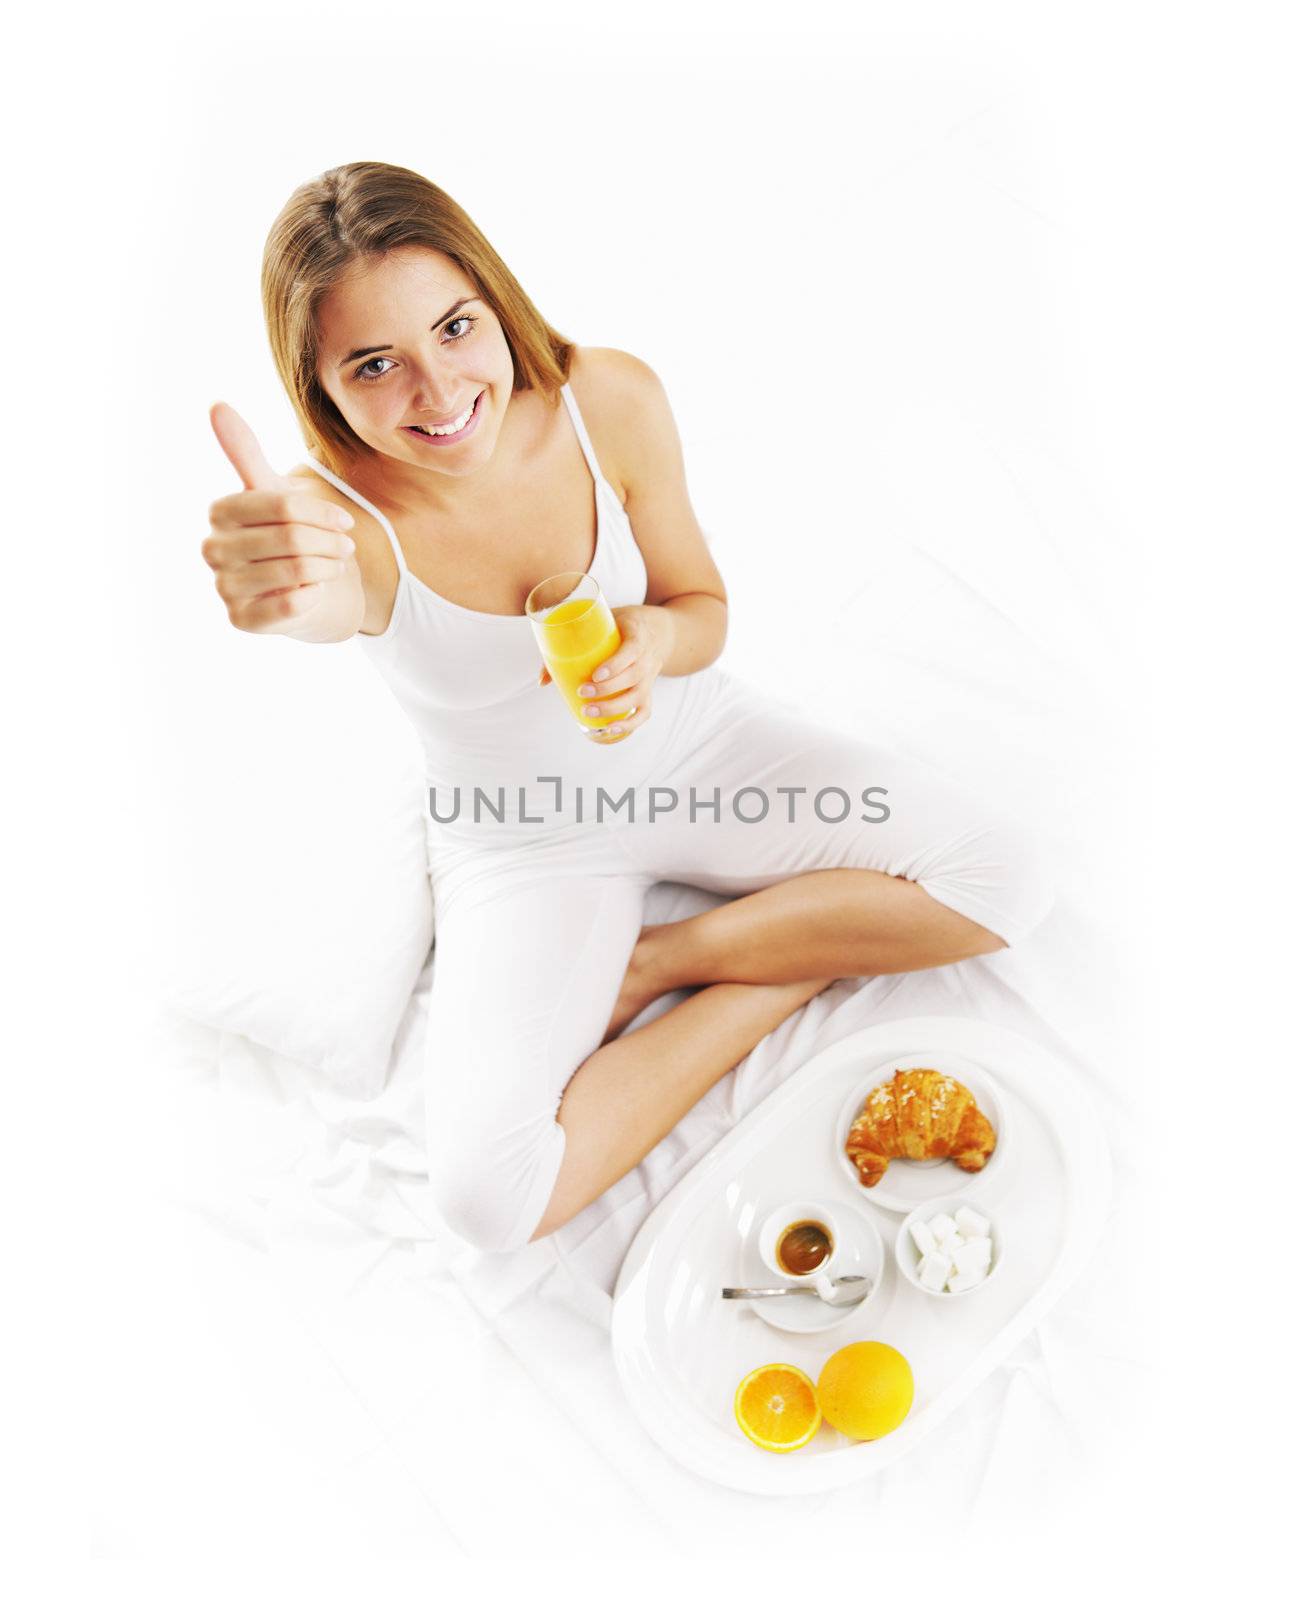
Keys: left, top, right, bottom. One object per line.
{"left": 733, "top": 1363, "right": 822, "bottom": 1453}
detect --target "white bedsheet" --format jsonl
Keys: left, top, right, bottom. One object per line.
{"left": 144, "top": 464, "right": 1150, "bottom": 1550}
{"left": 149, "top": 875, "right": 1146, "bottom": 1556}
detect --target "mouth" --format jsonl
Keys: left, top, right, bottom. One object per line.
{"left": 404, "top": 390, "right": 484, "bottom": 446}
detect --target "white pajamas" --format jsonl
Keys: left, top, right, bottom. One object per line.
{"left": 422, "top": 666, "right": 1053, "bottom": 1253}
{"left": 305, "top": 383, "right": 1055, "bottom": 1256}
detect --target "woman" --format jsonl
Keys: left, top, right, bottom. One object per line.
{"left": 203, "top": 162, "right": 1054, "bottom": 1254}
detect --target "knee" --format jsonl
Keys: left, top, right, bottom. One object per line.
{"left": 427, "top": 1117, "right": 566, "bottom": 1255}
{"left": 919, "top": 818, "right": 1059, "bottom": 950}
{"left": 980, "top": 820, "right": 1059, "bottom": 946}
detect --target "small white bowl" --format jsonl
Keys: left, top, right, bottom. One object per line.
{"left": 895, "top": 1194, "right": 1002, "bottom": 1300}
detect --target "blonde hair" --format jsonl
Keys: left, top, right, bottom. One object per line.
{"left": 261, "top": 161, "right": 574, "bottom": 477}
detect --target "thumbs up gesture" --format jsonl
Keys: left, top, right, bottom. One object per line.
{"left": 203, "top": 403, "right": 362, "bottom": 637}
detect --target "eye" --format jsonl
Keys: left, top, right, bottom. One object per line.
{"left": 355, "top": 356, "right": 397, "bottom": 383}
{"left": 351, "top": 314, "right": 477, "bottom": 383}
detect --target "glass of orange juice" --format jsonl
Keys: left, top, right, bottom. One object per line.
{"left": 526, "top": 571, "right": 637, "bottom": 734}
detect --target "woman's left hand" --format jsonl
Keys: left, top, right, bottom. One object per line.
{"left": 562, "top": 603, "right": 672, "bottom": 742}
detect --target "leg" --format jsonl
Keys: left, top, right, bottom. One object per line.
{"left": 611, "top": 867, "right": 1000, "bottom": 1033}
{"left": 424, "top": 845, "right": 830, "bottom": 1251}
{"left": 606, "top": 688, "right": 1056, "bottom": 1033}
{"left": 423, "top": 862, "right": 647, "bottom": 1253}
{"left": 605, "top": 868, "right": 1004, "bottom": 1038}
{"left": 530, "top": 972, "right": 830, "bottom": 1241}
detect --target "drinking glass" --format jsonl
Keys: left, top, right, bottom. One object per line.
{"left": 526, "top": 571, "right": 636, "bottom": 733}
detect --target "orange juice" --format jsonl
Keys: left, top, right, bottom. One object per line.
{"left": 537, "top": 596, "right": 630, "bottom": 730}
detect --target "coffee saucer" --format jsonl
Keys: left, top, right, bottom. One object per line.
{"left": 728, "top": 1199, "right": 885, "bottom": 1334}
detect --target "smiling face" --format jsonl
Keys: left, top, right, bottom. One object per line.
{"left": 315, "top": 246, "right": 515, "bottom": 480}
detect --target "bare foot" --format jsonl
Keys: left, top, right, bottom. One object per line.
{"left": 603, "top": 924, "right": 682, "bottom": 1043}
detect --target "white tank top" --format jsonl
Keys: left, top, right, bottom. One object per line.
{"left": 303, "top": 382, "right": 698, "bottom": 837}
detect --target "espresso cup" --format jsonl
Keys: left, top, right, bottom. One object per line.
{"left": 757, "top": 1200, "right": 842, "bottom": 1301}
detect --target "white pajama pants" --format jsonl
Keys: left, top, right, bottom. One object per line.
{"left": 422, "top": 668, "right": 1055, "bottom": 1253}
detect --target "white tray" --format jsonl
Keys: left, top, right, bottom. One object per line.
{"left": 611, "top": 1015, "right": 1112, "bottom": 1495}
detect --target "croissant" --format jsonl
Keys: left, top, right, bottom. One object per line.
{"left": 845, "top": 1068, "right": 996, "bottom": 1188}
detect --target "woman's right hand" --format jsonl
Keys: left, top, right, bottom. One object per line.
{"left": 204, "top": 402, "right": 361, "bottom": 636}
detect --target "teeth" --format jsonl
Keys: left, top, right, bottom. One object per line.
{"left": 414, "top": 398, "right": 476, "bottom": 436}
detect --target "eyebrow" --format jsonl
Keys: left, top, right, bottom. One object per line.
{"left": 337, "top": 297, "right": 481, "bottom": 367}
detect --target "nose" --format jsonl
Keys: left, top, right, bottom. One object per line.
{"left": 411, "top": 359, "right": 467, "bottom": 420}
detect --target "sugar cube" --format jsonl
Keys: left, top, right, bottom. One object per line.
{"left": 953, "top": 1238, "right": 992, "bottom": 1279}
{"left": 955, "top": 1206, "right": 991, "bottom": 1238}
{"left": 910, "top": 1220, "right": 937, "bottom": 1256}
{"left": 918, "top": 1251, "right": 950, "bottom": 1293}
{"left": 944, "top": 1235, "right": 972, "bottom": 1268}
{"left": 947, "top": 1268, "right": 984, "bottom": 1293}
{"left": 928, "top": 1213, "right": 956, "bottom": 1243}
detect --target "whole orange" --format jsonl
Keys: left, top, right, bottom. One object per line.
{"left": 816, "top": 1341, "right": 914, "bottom": 1441}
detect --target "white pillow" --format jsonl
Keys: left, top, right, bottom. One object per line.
{"left": 160, "top": 642, "right": 434, "bottom": 1099}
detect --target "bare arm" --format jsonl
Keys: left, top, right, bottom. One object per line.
{"left": 575, "top": 349, "right": 729, "bottom": 675}
{"left": 559, "top": 351, "right": 728, "bottom": 738}
{"left": 205, "top": 403, "right": 364, "bottom": 644}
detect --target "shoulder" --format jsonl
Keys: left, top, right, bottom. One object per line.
{"left": 568, "top": 345, "right": 665, "bottom": 405}
{"left": 286, "top": 460, "right": 345, "bottom": 495}
{"left": 285, "top": 456, "right": 394, "bottom": 552}
{"left": 564, "top": 347, "right": 678, "bottom": 498}
{"left": 285, "top": 460, "right": 344, "bottom": 501}
{"left": 286, "top": 460, "right": 387, "bottom": 529}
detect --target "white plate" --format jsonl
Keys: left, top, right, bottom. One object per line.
{"left": 833, "top": 1050, "right": 1009, "bottom": 1212}
{"left": 729, "top": 1198, "right": 887, "bottom": 1334}
{"left": 611, "top": 1016, "right": 1111, "bottom": 1495}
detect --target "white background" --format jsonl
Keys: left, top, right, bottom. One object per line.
{"left": 6, "top": 0, "right": 1306, "bottom": 1584}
